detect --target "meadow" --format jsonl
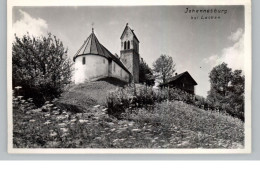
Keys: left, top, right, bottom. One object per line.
{"left": 12, "top": 81, "right": 244, "bottom": 148}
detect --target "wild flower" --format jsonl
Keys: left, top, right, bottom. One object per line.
{"left": 79, "top": 119, "right": 88, "bottom": 123}
{"left": 44, "top": 114, "right": 51, "bottom": 117}
{"left": 14, "top": 86, "right": 22, "bottom": 90}
{"left": 44, "top": 120, "right": 51, "bottom": 125}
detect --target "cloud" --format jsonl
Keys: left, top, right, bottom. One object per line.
{"left": 203, "top": 28, "right": 244, "bottom": 71}
{"left": 13, "top": 10, "right": 48, "bottom": 38}
{"left": 228, "top": 28, "right": 243, "bottom": 42}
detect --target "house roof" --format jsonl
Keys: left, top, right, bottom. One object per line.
{"left": 160, "top": 71, "right": 198, "bottom": 86}
{"left": 73, "top": 29, "right": 131, "bottom": 75}
{"left": 120, "top": 23, "right": 140, "bottom": 43}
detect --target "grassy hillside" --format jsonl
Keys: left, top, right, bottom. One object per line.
{"left": 56, "top": 78, "right": 128, "bottom": 112}
{"left": 13, "top": 97, "right": 244, "bottom": 148}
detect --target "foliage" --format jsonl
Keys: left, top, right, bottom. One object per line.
{"left": 207, "top": 63, "right": 232, "bottom": 106}
{"left": 128, "top": 101, "right": 244, "bottom": 148}
{"left": 106, "top": 85, "right": 198, "bottom": 116}
{"left": 12, "top": 33, "right": 72, "bottom": 106}
{"left": 106, "top": 86, "right": 156, "bottom": 116}
{"left": 13, "top": 91, "right": 244, "bottom": 148}
{"left": 152, "top": 54, "right": 176, "bottom": 84}
{"left": 207, "top": 63, "right": 244, "bottom": 121}
{"left": 225, "top": 70, "right": 245, "bottom": 119}
{"left": 139, "top": 58, "right": 155, "bottom": 86}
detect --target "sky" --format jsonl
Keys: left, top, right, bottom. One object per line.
{"left": 12, "top": 6, "right": 245, "bottom": 97}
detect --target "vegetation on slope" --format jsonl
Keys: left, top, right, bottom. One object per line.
{"left": 13, "top": 95, "right": 244, "bottom": 148}
{"left": 56, "top": 78, "right": 128, "bottom": 112}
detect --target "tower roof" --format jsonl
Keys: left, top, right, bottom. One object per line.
{"left": 120, "top": 23, "right": 139, "bottom": 43}
{"left": 73, "top": 30, "right": 131, "bottom": 75}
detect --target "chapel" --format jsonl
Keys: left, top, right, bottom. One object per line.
{"left": 73, "top": 23, "right": 140, "bottom": 84}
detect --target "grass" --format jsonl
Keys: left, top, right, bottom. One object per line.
{"left": 13, "top": 98, "right": 244, "bottom": 148}
{"left": 124, "top": 101, "right": 244, "bottom": 148}
{"left": 56, "top": 78, "right": 128, "bottom": 112}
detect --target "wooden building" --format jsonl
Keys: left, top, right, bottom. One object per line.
{"left": 160, "top": 71, "right": 198, "bottom": 95}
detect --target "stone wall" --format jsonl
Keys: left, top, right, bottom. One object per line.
{"left": 120, "top": 50, "right": 139, "bottom": 83}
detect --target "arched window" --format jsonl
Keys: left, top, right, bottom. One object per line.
{"left": 127, "top": 41, "right": 130, "bottom": 49}
{"left": 124, "top": 41, "right": 126, "bottom": 50}
{"left": 82, "top": 57, "right": 85, "bottom": 65}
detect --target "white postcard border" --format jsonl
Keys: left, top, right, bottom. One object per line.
{"left": 7, "top": 0, "right": 252, "bottom": 154}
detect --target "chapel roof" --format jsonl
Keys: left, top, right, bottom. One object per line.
{"left": 73, "top": 29, "right": 131, "bottom": 74}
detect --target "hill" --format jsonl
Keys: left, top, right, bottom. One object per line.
{"left": 13, "top": 94, "right": 244, "bottom": 148}
{"left": 55, "top": 78, "right": 128, "bottom": 112}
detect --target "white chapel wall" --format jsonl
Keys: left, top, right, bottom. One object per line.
{"left": 111, "top": 61, "right": 129, "bottom": 82}
{"left": 75, "top": 55, "right": 108, "bottom": 84}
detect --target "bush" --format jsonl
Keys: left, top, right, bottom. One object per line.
{"left": 106, "top": 84, "right": 243, "bottom": 119}
{"left": 12, "top": 33, "right": 72, "bottom": 106}
{"left": 106, "top": 85, "right": 198, "bottom": 116}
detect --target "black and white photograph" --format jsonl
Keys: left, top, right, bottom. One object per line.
{"left": 7, "top": 0, "right": 251, "bottom": 153}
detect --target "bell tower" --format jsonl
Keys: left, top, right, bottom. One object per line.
{"left": 120, "top": 23, "right": 140, "bottom": 83}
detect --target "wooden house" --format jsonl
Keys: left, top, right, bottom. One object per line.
{"left": 160, "top": 71, "right": 198, "bottom": 95}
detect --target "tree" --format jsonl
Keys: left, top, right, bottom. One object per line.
{"left": 152, "top": 54, "right": 176, "bottom": 84}
{"left": 207, "top": 63, "right": 232, "bottom": 108}
{"left": 207, "top": 62, "right": 244, "bottom": 121}
{"left": 139, "top": 58, "right": 155, "bottom": 86}
{"left": 226, "top": 69, "right": 245, "bottom": 120}
{"left": 12, "top": 33, "right": 72, "bottom": 106}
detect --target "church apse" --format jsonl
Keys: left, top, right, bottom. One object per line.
{"left": 73, "top": 28, "right": 131, "bottom": 84}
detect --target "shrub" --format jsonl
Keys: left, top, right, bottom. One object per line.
{"left": 106, "top": 85, "right": 198, "bottom": 116}
{"left": 12, "top": 33, "right": 72, "bottom": 106}
{"left": 106, "top": 84, "right": 243, "bottom": 119}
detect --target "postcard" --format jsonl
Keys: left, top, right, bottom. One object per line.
{"left": 7, "top": 0, "right": 252, "bottom": 154}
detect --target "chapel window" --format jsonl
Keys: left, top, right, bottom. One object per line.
{"left": 124, "top": 41, "right": 126, "bottom": 50}
{"left": 127, "top": 41, "right": 130, "bottom": 49}
{"left": 82, "top": 57, "right": 85, "bottom": 65}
